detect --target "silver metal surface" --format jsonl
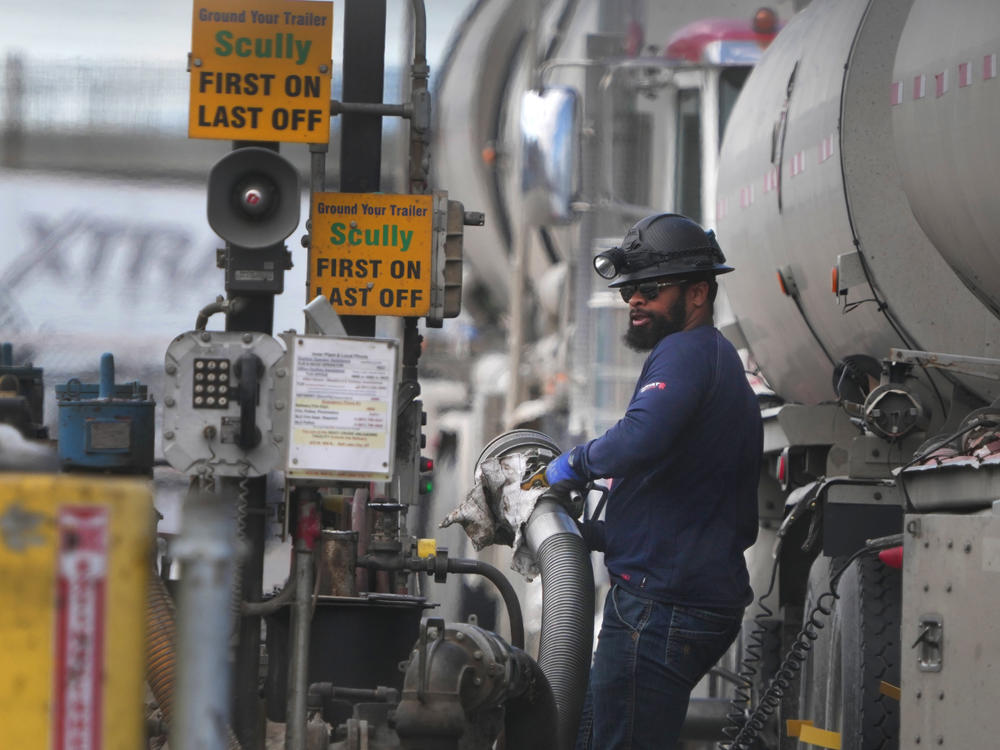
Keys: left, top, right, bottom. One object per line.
{"left": 717, "top": 0, "right": 884, "bottom": 404}
{"left": 162, "top": 330, "right": 288, "bottom": 477}
{"left": 475, "top": 428, "right": 561, "bottom": 474}
{"left": 891, "top": 349, "right": 1000, "bottom": 381}
{"left": 901, "top": 512, "right": 1000, "bottom": 748}
{"left": 892, "top": 0, "right": 1000, "bottom": 318}
{"left": 303, "top": 295, "right": 348, "bottom": 337}
{"left": 169, "top": 489, "right": 238, "bottom": 750}
{"left": 716, "top": 0, "right": 1000, "bottom": 406}
{"left": 900, "top": 458, "right": 1000, "bottom": 512}
{"left": 524, "top": 498, "right": 581, "bottom": 551}
{"left": 286, "top": 498, "right": 317, "bottom": 750}
{"left": 841, "top": 0, "right": 1000, "bottom": 406}
{"left": 520, "top": 87, "right": 581, "bottom": 226}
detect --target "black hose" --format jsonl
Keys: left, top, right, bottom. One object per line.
{"left": 526, "top": 500, "right": 595, "bottom": 750}
{"left": 356, "top": 554, "right": 526, "bottom": 651}
{"left": 241, "top": 575, "right": 296, "bottom": 617}
{"left": 446, "top": 557, "right": 525, "bottom": 650}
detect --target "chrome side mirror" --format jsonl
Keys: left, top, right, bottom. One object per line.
{"left": 519, "top": 87, "right": 581, "bottom": 226}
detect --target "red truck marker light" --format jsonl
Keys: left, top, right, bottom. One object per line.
{"left": 878, "top": 546, "right": 903, "bottom": 569}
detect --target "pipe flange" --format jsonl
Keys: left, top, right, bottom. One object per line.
{"left": 475, "top": 429, "right": 561, "bottom": 476}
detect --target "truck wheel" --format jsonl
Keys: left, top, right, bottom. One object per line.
{"left": 797, "top": 555, "right": 835, "bottom": 734}
{"left": 830, "top": 555, "right": 900, "bottom": 750}
{"left": 796, "top": 554, "right": 899, "bottom": 749}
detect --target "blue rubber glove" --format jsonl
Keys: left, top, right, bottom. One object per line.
{"left": 545, "top": 448, "right": 586, "bottom": 488}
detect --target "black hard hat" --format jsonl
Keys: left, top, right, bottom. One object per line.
{"left": 594, "top": 213, "right": 734, "bottom": 286}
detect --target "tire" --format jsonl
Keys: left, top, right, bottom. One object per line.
{"left": 799, "top": 555, "right": 900, "bottom": 750}
{"left": 797, "top": 556, "right": 834, "bottom": 734}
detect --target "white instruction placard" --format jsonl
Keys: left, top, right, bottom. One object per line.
{"left": 285, "top": 335, "right": 398, "bottom": 480}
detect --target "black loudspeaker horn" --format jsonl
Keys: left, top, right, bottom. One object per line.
{"left": 207, "top": 147, "right": 300, "bottom": 249}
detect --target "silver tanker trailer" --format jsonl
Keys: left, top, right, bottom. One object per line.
{"left": 715, "top": 0, "right": 1000, "bottom": 748}
{"left": 427, "top": 0, "right": 1000, "bottom": 746}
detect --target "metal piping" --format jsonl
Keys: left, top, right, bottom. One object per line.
{"left": 285, "top": 493, "right": 319, "bottom": 750}
{"left": 241, "top": 574, "right": 296, "bottom": 617}
{"left": 169, "top": 488, "right": 242, "bottom": 750}
{"left": 147, "top": 570, "right": 243, "bottom": 750}
{"left": 408, "top": 0, "right": 430, "bottom": 194}
{"left": 357, "top": 553, "right": 526, "bottom": 650}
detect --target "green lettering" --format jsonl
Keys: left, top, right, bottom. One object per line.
{"left": 235, "top": 36, "right": 252, "bottom": 57}
{"left": 295, "top": 39, "right": 311, "bottom": 65}
{"left": 330, "top": 223, "right": 346, "bottom": 243}
{"left": 215, "top": 30, "right": 234, "bottom": 57}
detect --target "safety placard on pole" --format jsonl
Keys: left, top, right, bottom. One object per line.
{"left": 189, "top": 0, "right": 334, "bottom": 143}
{"left": 309, "top": 193, "right": 437, "bottom": 317}
{"left": 283, "top": 334, "right": 398, "bottom": 481}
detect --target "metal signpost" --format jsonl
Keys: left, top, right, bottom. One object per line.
{"left": 178, "top": 2, "right": 472, "bottom": 747}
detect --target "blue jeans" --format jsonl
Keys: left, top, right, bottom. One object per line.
{"left": 575, "top": 583, "right": 742, "bottom": 750}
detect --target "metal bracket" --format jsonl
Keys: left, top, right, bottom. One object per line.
{"left": 417, "top": 617, "right": 446, "bottom": 702}
{"left": 891, "top": 349, "right": 1000, "bottom": 381}
{"left": 912, "top": 613, "right": 943, "bottom": 672}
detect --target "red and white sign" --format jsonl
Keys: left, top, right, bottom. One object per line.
{"left": 890, "top": 80, "right": 903, "bottom": 106}
{"left": 935, "top": 70, "right": 949, "bottom": 98}
{"left": 52, "top": 506, "right": 109, "bottom": 750}
{"left": 789, "top": 150, "right": 806, "bottom": 177}
{"left": 984, "top": 53, "right": 997, "bottom": 81}
{"left": 959, "top": 62, "right": 972, "bottom": 88}
{"left": 763, "top": 166, "right": 778, "bottom": 193}
{"left": 819, "top": 134, "right": 835, "bottom": 163}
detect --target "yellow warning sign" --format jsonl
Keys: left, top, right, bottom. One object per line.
{"left": 309, "top": 193, "right": 436, "bottom": 316}
{"left": 189, "top": 0, "right": 334, "bottom": 143}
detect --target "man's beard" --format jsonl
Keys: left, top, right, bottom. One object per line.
{"left": 623, "top": 294, "right": 686, "bottom": 351}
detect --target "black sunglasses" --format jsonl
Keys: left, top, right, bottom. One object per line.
{"left": 618, "top": 279, "right": 686, "bottom": 303}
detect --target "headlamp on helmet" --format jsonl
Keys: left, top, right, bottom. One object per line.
{"left": 593, "top": 213, "right": 734, "bottom": 286}
{"left": 593, "top": 246, "right": 627, "bottom": 279}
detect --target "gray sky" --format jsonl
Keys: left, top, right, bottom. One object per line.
{"left": 0, "top": 0, "right": 473, "bottom": 66}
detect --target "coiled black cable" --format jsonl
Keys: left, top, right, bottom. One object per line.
{"left": 719, "top": 554, "right": 775, "bottom": 747}
{"left": 720, "top": 482, "right": 823, "bottom": 747}
{"left": 721, "top": 534, "right": 902, "bottom": 749}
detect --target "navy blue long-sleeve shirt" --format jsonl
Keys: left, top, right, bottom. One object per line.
{"left": 574, "top": 325, "right": 762, "bottom": 608}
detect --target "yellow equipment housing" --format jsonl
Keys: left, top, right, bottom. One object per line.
{"left": 0, "top": 474, "right": 153, "bottom": 750}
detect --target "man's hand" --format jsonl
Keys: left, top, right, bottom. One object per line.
{"left": 545, "top": 449, "right": 586, "bottom": 489}
{"left": 575, "top": 519, "right": 606, "bottom": 552}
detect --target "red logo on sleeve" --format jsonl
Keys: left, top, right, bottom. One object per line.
{"left": 639, "top": 382, "right": 666, "bottom": 393}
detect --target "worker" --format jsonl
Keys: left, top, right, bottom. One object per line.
{"left": 545, "top": 213, "right": 763, "bottom": 749}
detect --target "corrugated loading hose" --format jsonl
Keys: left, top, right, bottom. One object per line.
{"left": 524, "top": 497, "right": 595, "bottom": 750}
{"left": 146, "top": 573, "right": 178, "bottom": 726}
